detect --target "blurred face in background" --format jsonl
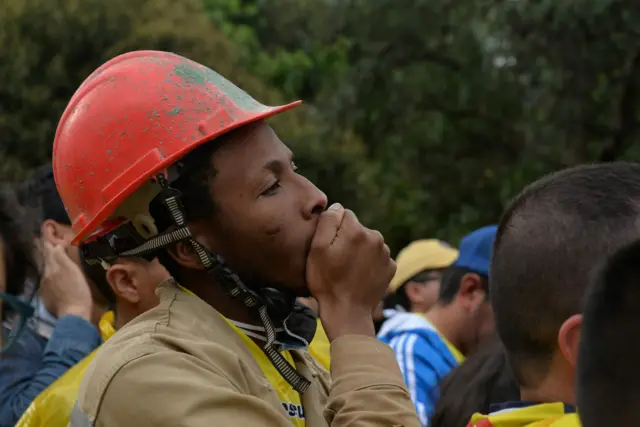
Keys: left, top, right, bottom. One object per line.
{"left": 41, "top": 218, "right": 109, "bottom": 321}
{"left": 456, "top": 272, "right": 496, "bottom": 354}
{"left": 41, "top": 219, "right": 80, "bottom": 265}
{"left": 405, "top": 269, "right": 444, "bottom": 313}
{"left": 106, "top": 257, "right": 170, "bottom": 327}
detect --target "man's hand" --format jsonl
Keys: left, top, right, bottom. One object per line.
{"left": 306, "top": 203, "right": 396, "bottom": 341}
{"left": 40, "top": 241, "right": 93, "bottom": 321}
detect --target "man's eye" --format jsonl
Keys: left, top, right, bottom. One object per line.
{"left": 262, "top": 180, "right": 281, "bottom": 196}
{"left": 292, "top": 161, "right": 299, "bottom": 172}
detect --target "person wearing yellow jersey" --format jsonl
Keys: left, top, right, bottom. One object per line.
{"left": 53, "top": 51, "right": 420, "bottom": 427}
{"left": 14, "top": 312, "right": 116, "bottom": 427}
{"left": 378, "top": 227, "right": 497, "bottom": 426}
{"left": 16, "top": 256, "right": 170, "bottom": 427}
{"left": 469, "top": 164, "right": 640, "bottom": 427}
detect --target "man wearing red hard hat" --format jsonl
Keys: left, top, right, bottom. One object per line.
{"left": 54, "top": 51, "right": 420, "bottom": 427}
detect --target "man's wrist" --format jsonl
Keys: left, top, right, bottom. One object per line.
{"left": 319, "top": 306, "right": 375, "bottom": 342}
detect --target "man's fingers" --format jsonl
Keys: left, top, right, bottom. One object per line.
{"left": 331, "top": 209, "right": 364, "bottom": 246}
{"left": 43, "top": 241, "right": 69, "bottom": 271}
{"left": 310, "top": 203, "right": 346, "bottom": 251}
{"left": 42, "top": 241, "right": 55, "bottom": 263}
{"left": 382, "top": 242, "right": 391, "bottom": 258}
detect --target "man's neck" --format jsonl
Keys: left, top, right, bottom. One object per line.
{"left": 187, "top": 280, "right": 258, "bottom": 325}
{"left": 424, "top": 304, "right": 464, "bottom": 352}
{"left": 520, "top": 382, "right": 575, "bottom": 406}
{"left": 519, "top": 355, "right": 576, "bottom": 405}
{"left": 113, "top": 305, "right": 133, "bottom": 330}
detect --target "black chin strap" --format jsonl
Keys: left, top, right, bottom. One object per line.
{"left": 113, "top": 174, "right": 311, "bottom": 393}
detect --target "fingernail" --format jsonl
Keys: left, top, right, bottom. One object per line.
{"left": 328, "top": 203, "right": 342, "bottom": 211}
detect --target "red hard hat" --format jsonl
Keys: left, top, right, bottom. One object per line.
{"left": 53, "top": 50, "right": 301, "bottom": 244}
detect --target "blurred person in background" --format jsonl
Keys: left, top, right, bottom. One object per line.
{"left": 430, "top": 337, "right": 519, "bottom": 427}
{"left": 577, "top": 239, "right": 640, "bottom": 427}
{"left": 0, "top": 186, "right": 41, "bottom": 350}
{"left": 378, "top": 226, "right": 497, "bottom": 426}
{"left": 16, "top": 165, "right": 110, "bottom": 324}
{"left": 383, "top": 239, "right": 458, "bottom": 314}
{"left": 54, "top": 51, "right": 419, "bottom": 427}
{"left": 468, "top": 163, "right": 640, "bottom": 427}
{"left": 16, "top": 254, "right": 170, "bottom": 427}
{"left": 0, "top": 166, "right": 103, "bottom": 426}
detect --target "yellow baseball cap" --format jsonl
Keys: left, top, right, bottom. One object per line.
{"left": 389, "top": 239, "right": 459, "bottom": 292}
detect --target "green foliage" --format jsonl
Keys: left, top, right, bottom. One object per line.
{"left": 0, "top": 0, "right": 278, "bottom": 175}
{"left": 314, "top": 0, "right": 640, "bottom": 248}
{"left": 1, "top": 0, "right": 639, "bottom": 253}
{"left": 203, "top": 0, "right": 352, "bottom": 100}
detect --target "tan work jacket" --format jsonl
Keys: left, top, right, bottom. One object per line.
{"left": 69, "top": 279, "right": 420, "bottom": 427}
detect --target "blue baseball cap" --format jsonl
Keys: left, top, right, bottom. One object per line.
{"left": 452, "top": 225, "right": 498, "bottom": 276}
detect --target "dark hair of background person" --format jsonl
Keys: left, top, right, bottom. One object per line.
{"left": 577, "top": 239, "right": 640, "bottom": 427}
{"left": 16, "top": 164, "right": 71, "bottom": 233}
{"left": 439, "top": 266, "right": 489, "bottom": 304}
{"left": 0, "top": 185, "right": 40, "bottom": 318}
{"left": 430, "top": 337, "right": 519, "bottom": 427}
{"left": 490, "top": 162, "right": 640, "bottom": 388}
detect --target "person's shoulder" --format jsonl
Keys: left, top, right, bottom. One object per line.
{"left": 82, "top": 301, "right": 266, "bottom": 397}
{"left": 90, "top": 347, "right": 271, "bottom": 426}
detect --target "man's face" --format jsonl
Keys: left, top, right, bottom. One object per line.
{"left": 192, "top": 122, "right": 328, "bottom": 295}
{"left": 456, "top": 273, "right": 496, "bottom": 353}
{"left": 474, "top": 301, "right": 496, "bottom": 346}
{"left": 411, "top": 270, "right": 444, "bottom": 312}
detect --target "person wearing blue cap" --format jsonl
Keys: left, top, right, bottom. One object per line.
{"left": 378, "top": 225, "right": 497, "bottom": 427}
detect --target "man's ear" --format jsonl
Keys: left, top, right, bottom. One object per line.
{"left": 41, "top": 219, "right": 74, "bottom": 245}
{"left": 404, "top": 281, "right": 423, "bottom": 305}
{"left": 106, "top": 262, "right": 140, "bottom": 304}
{"left": 166, "top": 241, "right": 205, "bottom": 270}
{"left": 558, "top": 314, "right": 583, "bottom": 368}
{"left": 456, "top": 273, "right": 486, "bottom": 309}
{"left": 166, "top": 222, "right": 217, "bottom": 270}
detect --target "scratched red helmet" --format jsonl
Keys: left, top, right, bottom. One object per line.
{"left": 53, "top": 50, "right": 301, "bottom": 244}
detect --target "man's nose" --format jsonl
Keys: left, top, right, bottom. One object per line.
{"left": 302, "top": 179, "right": 328, "bottom": 220}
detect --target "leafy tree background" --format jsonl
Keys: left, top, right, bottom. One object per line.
{"left": 1, "top": 0, "right": 639, "bottom": 253}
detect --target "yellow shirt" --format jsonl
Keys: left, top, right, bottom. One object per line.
{"left": 16, "top": 312, "right": 116, "bottom": 427}
{"left": 469, "top": 403, "right": 581, "bottom": 426}
{"left": 308, "top": 319, "right": 331, "bottom": 371}
{"left": 225, "top": 319, "right": 306, "bottom": 427}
